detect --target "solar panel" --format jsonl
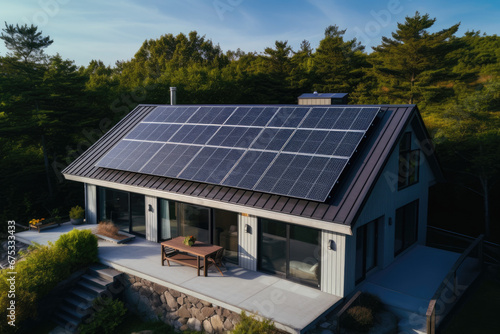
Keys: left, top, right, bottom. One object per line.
{"left": 96, "top": 105, "right": 380, "bottom": 202}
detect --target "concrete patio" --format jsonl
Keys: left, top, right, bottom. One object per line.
{"left": 16, "top": 223, "right": 342, "bottom": 333}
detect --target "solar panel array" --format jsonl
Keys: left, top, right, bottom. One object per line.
{"left": 96, "top": 106, "right": 380, "bottom": 202}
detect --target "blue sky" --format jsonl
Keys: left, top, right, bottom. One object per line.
{"left": 1, "top": 0, "right": 499, "bottom": 67}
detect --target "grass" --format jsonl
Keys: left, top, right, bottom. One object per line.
{"left": 441, "top": 277, "right": 500, "bottom": 334}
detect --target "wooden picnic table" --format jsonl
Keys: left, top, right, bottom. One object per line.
{"left": 161, "top": 236, "right": 223, "bottom": 277}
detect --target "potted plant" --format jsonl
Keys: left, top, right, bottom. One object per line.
{"left": 69, "top": 205, "right": 85, "bottom": 225}
{"left": 183, "top": 235, "right": 196, "bottom": 247}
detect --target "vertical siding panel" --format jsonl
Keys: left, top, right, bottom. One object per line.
{"left": 145, "top": 196, "right": 157, "bottom": 242}
{"left": 85, "top": 184, "right": 97, "bottom": 224}
{"left": 238, "top": 214, "right": 258, "bottom": 271}
{"left": 321, "top": 230, "right": 346, "bottom": 297}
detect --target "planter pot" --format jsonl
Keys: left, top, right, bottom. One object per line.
{"left": 70, "top": 218, "right": 84, "bottom": 225}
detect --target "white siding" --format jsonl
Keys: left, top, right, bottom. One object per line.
{"left": 145, "top": 196, "right": 157, "bottom": 242}
{"left": 85, "top": 184, "right": 97, "bottom": 224}
{"left": 344, "top": 121, "right": 437, "bottom": 296}
{"left": 238, "top": 214, "right": 258, "bottom": 271}
{"left": 321, "top": 230, "right": 346, "bottom": 297}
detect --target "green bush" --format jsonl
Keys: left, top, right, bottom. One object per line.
{"left": 0, "top": 230, "right": 99, "bottom": 331}
{"left": 342, "top": 306, "right": 374, "bottom": 333}
{"left": 69, "top": 205, "right": 85, "bottom": 219}
{"left": 232, "top": 311, "right": 278, "bottom": 334}
{"left": 0, "top": 244, "right": 70, "bottom": 331}
{"left": 54, "top": 229, "right": 98, "bottom": 270}
{"left": 79, "top": 298, "right": 127, "bottom": 334}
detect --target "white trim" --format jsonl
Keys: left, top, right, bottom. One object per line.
{"left": 67, "top": 175, "right": 352, "bottom": 235}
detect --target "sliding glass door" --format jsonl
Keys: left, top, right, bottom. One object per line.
{"left": 258, "top": 218, "right": 321, "bottom": 288}
{"left": 97, "top": 187, "right": 145, "bottom": 236}
{"left": 158, "top": 199, "right": 239, "bottom": 263}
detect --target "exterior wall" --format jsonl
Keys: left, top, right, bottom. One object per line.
{"left": 298, "top": 98, "right": 331, "bottom": 105}
{"left": 320, "top": 230, "right": 346, "bottom": 297}
{"left": 85, "top": 184, "right": 97, "bottom": 224}
{"left": 238, "top": 214, "right": 258, "bottom": 271}
{"left": 123, "top": 273, "right": 241, "bottom": 332}
{"left": 145, "top": 195, "right": 158, "bottom": 242}
{"left": 343, "top": 121, "right": 436, "bottom": 296}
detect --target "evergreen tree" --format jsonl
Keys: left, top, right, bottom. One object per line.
{"left": 370, "top": 12, "right": 460, "bottom": 104}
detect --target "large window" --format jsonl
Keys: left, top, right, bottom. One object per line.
{"left": 97, "top": 187, "right": 145, "bottom": 236}
{"left": 158, "top": 199, "right": 239, "bottom": 264}
{"left": 355, "top": 218, "right": 379, "bottom": 284}
{"left": 394, "top": 200, "right": 419, "bottom": 256}
{"left": 258, "top": 218, "right": 320, "bottom": 288}
{"left": 398, "top": 132, "right": 420, "bottom": 189}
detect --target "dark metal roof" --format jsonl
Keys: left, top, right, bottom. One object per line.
{"left": 62, "top": 104, "right": 442, "bottom": 227}
{"left": 298, "top": 93, "right": 348, "bottom": 99}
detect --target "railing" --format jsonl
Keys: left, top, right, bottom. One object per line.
{"left": 335, "top": 290, "right": 362, "bottom": 333}
{"left": 427, "top": 226, "right": 500, "bottom": 265}
{"left": 426, "top": 234, "right": 484, "bottom": 334}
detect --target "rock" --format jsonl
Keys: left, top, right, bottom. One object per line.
{"left": 222, "top": 308, "right": 232, "bottom": 318}
{"left": 190, "top": 307, "right": 204, "bottom": 322}
{"left": 321, "top": 330, "right": 334, "bottom": 334}
{"left": 203, "top": 319, "right": 213, "bottom": 333}
{"left": 165, "top": 292, "right": 178, "bottom": 310}
{"left": 180, "top": 324, "right": 189, "bottom": 331}
{"left": 228, "top": 312, "right": 241, "bottom": 325}
{"left": 201, "top": 300, "right": 212, "bottom": 307}
{"left": 201, "top": 306, "right": 215, "bottom": 318}
{"left": 150, "top": 294, "right": 162, "bottom": 308}
{"left": 131, "top": 282, "right": 143, "bottom": 291}
{"left": 177, "top": 305, "right": 191, "bottom": 318}
{"left": 215, "top": 306, "right": 223, "bottom": 316}
{"left": 139, "top": 287, "right": 152, "bottom": 297}
{"left": 173, "top": 320, "right": 183, "bottom": 329}
{"left": 224, "top": 318, "right": 234, "bottom": 330}
{"left": 187, "top": 318, "right": 202, "bottom": 331}
{"left": 178, "top": 317, "right": 188, "bottom": 325}
{"left": 160, "top": 294, "right": 166, "bottom": 304}
{"left": 131, "top": 331, "right": 154, "bottom": 334}
{"left": 177, "top": 297, "right": 184, "bottom": 305}
{"left": 153, "top": 283, "right": 168, "bottom": 295}
{"left": 187, "top": 295, "right": 200, "bottom": 304}
{"left": 170, "top": 289, "right": 181, "bottom": 298}
{"left": 196, "top": 302, "right": 204, "bottom": 309}
{"left": 211, "top": 315, "right": 224, "bottom": 332}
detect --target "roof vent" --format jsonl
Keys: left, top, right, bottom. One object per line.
{"left": 298, "top": 92, "right": 348, "bottom": 105}
{"left": 170, "top": 87, "right": 177, "bottom": 105}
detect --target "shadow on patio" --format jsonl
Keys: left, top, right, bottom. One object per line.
{"left": 16, "top": 223, "right": 342, "bottom": 333}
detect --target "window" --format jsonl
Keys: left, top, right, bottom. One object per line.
{"left": 97, "top": 187, "right": 145, "bottom": 236}
{"left": 158, "top": 199, "right": 239, "bottom": 264}
{"left": 355, "top": 218, "right": 379, "bottom": 284}
{"left": 394, "top": 200, "right": 419, "bottom": 256}
{"left": 258, "top": 218, "right": 321, "bottom": 288}
{"left": 398, "top": 132, "right": 420, "bottom": 189}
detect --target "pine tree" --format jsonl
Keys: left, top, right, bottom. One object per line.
{"left": 371, "top": 12, "right": 460, "bottom": 104}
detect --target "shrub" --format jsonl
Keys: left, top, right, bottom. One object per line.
{"left": 69, "top": 205, "right": 84, "bottom": 219}
{"left": 342, "top": 306, "right": 374, "bottom": 333}
{"left": 0, "top": 244, "right": 70, "bottom": 330}
{"left": 358, "top": 292, "right": 383, "bottom": 313}
{"left": 97, "top": 220, "right": 119, "bottom": 237}
{"left": 79, "top": 298, "right": 127, "bottom": 334}
{"left": 54, "top": 229, "right": 98, "bottom": 270}
{"left": 233, "top": 311, "right": 278, "bottom": 334}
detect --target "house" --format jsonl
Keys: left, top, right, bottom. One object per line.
{"left": 62, "top": 94, "right": 443, "bottom": 301}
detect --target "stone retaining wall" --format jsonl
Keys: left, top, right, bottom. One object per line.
{"left": 122, "top": 273, "right": 241, "bottom": 333}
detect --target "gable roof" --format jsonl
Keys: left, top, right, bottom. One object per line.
{"left": 62, "top": 104, "right": 443, "bottom": 234}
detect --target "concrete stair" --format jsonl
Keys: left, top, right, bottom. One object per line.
{"left": 52, "top": 265, "right": 123, "bottom": 333}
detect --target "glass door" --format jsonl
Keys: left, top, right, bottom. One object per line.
{"left": 130, "top": 193, "right": 145, "bottom": 236}
{"left": 213, "top": 209, "right": 239, "bottom": 264}
{"left": 178, "top": 203, "right": 210, "bottom": 243}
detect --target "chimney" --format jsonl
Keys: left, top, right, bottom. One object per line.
{"left": 298, "top": 92, "right": 349, "bottom": 105}
{"left": 170, "top": 87, "right": 177, "bottom": 105}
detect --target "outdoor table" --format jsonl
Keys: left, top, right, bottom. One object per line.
{"left": 161, "top": 236, "right": 223, "bottom": 277}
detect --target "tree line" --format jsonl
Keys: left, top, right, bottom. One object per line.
{"left": 0, "top": 12, "right": 498, "bottom": 240}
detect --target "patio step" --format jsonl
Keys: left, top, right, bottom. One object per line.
{"left": 52, "top": 265, "right": 124, "bottom": 333}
